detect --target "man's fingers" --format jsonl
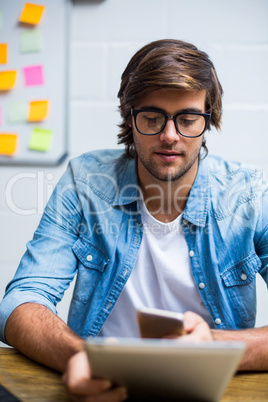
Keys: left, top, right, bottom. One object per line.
{"left": 62, "top": 350, "right": 128, "bottom": 401}
{"left": 92, "top": 386, "right": 127, "bottom": 402}
{"left": 62, "top": 351, "right": 111, "bottom": 396}
{"left": 65, "top": 378, "right": 112, "bottom": 396}
{"left": 183, "top": 311, "right": 213, "bottom": 341}
{"left": 183, "top": 311, "right": 204, "bottom": 332}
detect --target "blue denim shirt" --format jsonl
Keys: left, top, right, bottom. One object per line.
{"left": 0, "top": 149, "right": 268, "bottom": 343}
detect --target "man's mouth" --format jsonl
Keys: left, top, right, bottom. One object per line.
{"left": 154, "top": 150, "right": 183, "bottom": 161}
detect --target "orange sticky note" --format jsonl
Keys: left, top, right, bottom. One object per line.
{"left": 0, "top": 134, "right": 18, "bottom": 156}
{"left": 19, "top": 3, "right": 45, "bottom": 25}
{"left": 0, "top": 70, "right": 17, "bottom": 90}
{"left": 28, "top": 100, "right": 49, "bottom": 121}
{"left": 0, "top": 44, "right": 8, "bottom": 64}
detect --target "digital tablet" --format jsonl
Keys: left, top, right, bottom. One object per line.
{"left": 85, "top": 338, "right": 245, "bottom": 402}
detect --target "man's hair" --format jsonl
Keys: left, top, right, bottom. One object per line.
{"left": 117, "top": 39, "right": 223, "bottom": 158}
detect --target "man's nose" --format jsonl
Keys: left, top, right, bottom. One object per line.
{"left": 159, "top": 118, "right": 179, "bottom": 143}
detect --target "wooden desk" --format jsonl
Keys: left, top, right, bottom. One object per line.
{"left": 0, "top": 347, "right": 267, "bottom": 401}
{"left": 0, "top": 348, "right": 66, "bottom": 401}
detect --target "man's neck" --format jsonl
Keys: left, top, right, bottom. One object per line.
{"left": 138, "top": 163, "right": 198, "bottom": 223}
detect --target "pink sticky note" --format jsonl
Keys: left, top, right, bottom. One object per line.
{"left": 23, "top": 65, "right": 44, "bottom": 86}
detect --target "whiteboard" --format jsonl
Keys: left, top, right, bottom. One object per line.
{"left": 0, "top": 0, "right": 70, "bottom": 166}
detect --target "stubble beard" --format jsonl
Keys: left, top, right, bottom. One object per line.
{"left": 137, "top": 147, "right": 201, "bottom": 184}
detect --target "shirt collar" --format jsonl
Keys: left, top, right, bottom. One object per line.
{"left": 92, "top": 151, "right": 211, "bottom": 225}
{"left": 111, "top": 155, "right": 141, "bottom": 206}
{"left": 116, "top": 155, "right": 211, "bottom": 227}
{"left": 182, "top": 158, "right": 210, "bottom": 227}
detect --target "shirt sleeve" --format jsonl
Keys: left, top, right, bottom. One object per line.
{"left": 0, "top": 162, "right": 82, "bottom": 343}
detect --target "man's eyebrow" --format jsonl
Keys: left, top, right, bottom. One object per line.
{"left": 138, "top": 106, "right": 204, "bottom": 114}
{"left": 178, "top": 107, "right": 204, "bottom": 114}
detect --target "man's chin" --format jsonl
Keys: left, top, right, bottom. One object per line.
{"left": 148, "top": 169, "right": 187, "bottom": 183}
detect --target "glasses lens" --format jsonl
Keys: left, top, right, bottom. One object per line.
{"left": 176, "top": 114, "right": 206, "bottom": 137}
{"left": 136, "top": 111, "right": 165, "bottom": 134}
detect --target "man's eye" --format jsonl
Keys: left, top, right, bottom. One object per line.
{"left": 180, "top": 118, "right": 196, "bottom": 125}
{"left": 146, "top": 117, "right": 158, "bottom": 123}
{"left": 178, "top": 115, "right": 199, "bottom": 126}
{"left": 142, "top": 115, "right": 162, "bottom": 125}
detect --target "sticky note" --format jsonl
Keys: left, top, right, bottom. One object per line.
{"left": 23, "top": 65, "right": 44, "bottom": 86}
{"left": 28, "top": 100, "right": 49, "bottom": 121}
{"left": 0, "top": 70, "right": 17, "bottom": 90}
{"left": 29, "top": 128, "right": 52, "bottom": 151}
{"left": 20, "top": 29, "right": 42, "bottom": 53}
{"left": 0, "top": 133, "right": 18, "bottom": 156}
{"left": 0, "top": 43, "right": 7, "bottom": 64}
{"left": 8, "top": 101, "right": 28, "bottom": 123}
{"left": 19, "top": 3, "right": 45, "bottom": 25}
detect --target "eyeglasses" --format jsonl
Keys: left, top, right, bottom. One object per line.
{"left": 131, "top": 108, "right": 211, "bottom": 138}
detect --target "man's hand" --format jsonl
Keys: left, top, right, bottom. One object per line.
{"left": 182, "top": 311, "right": 213, "bottom": 341}
{"left": 164, "top": 311, "right": 213, "bottom": 341}
{"left": 181, "top": 311, "right": 268, "bottom": 371}
{"left": 62, "top": 351, "right": 128, "bottom": 402}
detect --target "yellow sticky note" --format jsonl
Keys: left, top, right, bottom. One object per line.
{"left": 28, "top": 100, "right": 49, "bottom": 121}
{"left": 19, "top": 3, "right": 45, "bottom": 25}
{"left": 0, "top": 70, "right": 17, "bottom": 90}
{"left": 0, "top": 133, "right": 18, "bottom": 156}
{"left": 0, "top": 44, "right": 8, "bottom": 64}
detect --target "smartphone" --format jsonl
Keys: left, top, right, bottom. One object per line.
{"left": 137, "top": 307, "right": 186, "bottom": 339}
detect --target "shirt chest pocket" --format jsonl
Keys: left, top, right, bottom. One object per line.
{"left": 72, "top": 237, "right": 109, "bottom": 303}
{"left": 220, "top": 253, "right": 261, "bottom": 324}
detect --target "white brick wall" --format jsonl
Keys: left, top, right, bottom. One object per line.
{"left": 1, "top": 0, "right": 267, "bottom": 349}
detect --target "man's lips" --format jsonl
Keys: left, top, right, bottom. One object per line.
{"left": 155, "top": 150, "right": 181, "bottom": 155}
{"left": 154, "top": 150, "right": 183, "bottom": 161}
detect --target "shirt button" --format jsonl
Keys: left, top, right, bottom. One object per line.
{"left": 215, "top": 318, "right": 221, "bottom": 325}
{"left": 241, "top": 273, "right": 247, "bottom": 281}
{"left": 199, "top": 282, "right": 205, "bottom": 289}
{"left": 86, "top": 254, "right": 93, "bottom": 262}
{"left": 189, "top": 250, "right": 194, "bottom": 257}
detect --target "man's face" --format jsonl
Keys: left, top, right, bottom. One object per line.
{"left": 132, "top": 88, "right": 207, "bottom": 185}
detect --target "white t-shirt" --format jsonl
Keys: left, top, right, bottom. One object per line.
{"left": 99, "top": 199, "right": 213, "bottom": 337}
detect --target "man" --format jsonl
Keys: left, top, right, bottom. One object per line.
{"left": 0, "top": 39, "right": 267, "bottom": 401}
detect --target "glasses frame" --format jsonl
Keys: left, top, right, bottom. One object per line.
{"left": 131, "top": 108, "right": 211, "bottom": 138}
